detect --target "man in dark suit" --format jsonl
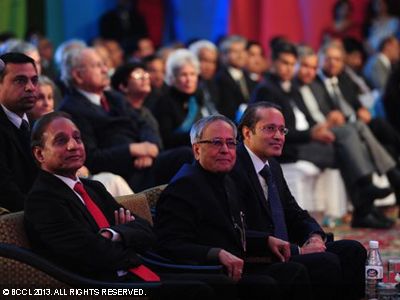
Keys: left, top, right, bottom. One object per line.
{"left": 25, "top": 111, "right": 232, "bottom": 299}
{"left": 58, "top": 47, "right": 192, "bottom": 192}
{"left": 216, "top": 35, "right": 257, "bottom": 120}
{"left": 155, "top": 115, "right": 312, "bottom": 300}
{"left": 0, "top": 52, "right": 38, "bottom": 212}
{"left": 232, "top": 102, "right": 366, "bottom": 300}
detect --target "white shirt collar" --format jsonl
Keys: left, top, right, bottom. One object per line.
{"left": 378, "top": 53, "right": 391, "bottom": 70}
{"left": 228, "top": 66, "right": 244, "bottom": 81}
{"left": 76, "top": 88, "right": 102, "bottom": 106}
{"left": 244, "top": 144, "right": 269, "bottom": 174}
{"left": 53, "top": 174, "right": 85, "bottom": 205}
{"left": 1, "top": 104, "right": 29, "bottom": 129}
{"left": 280, "top": 80, "right": 291, "bottom": 92}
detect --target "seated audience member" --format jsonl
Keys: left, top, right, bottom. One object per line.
{"left": 245, "top": 40, "right": 269, "bottom": 82}
{"left": 142, "top": 54, "right": 168, "bottom": 112}
{"left": 153, "top": 49, "right": 206, "bottom": 149}
{"left": 58, "top": 47, "right": 192, "bottom": 192}
{"left": 363, "top": 35, "right": 400, "bottom": 92}
{"left": 155, "top": 115, "right": 312, "bottom": 300}
{"left": 188, "top": 39, "right": 220, "bottom": 114}
{"left": 0, "top": 39, "right": 42, "bottom": 74}
{"left": 231, "top": 102, "right": 366, "bottom": 300}
{"left": 215, "top": 35, "right": 257, "bottom": 120}
{"left": 111, "top": 62, "right": 162, "bottom": 149}
{"left": 296, "top": 46, "right": 396, "bottom": 228}
{"left": 251, "top": 42, "right": 393, "bottom": 228}
{"left": 30, "top": 75, "right": 133, "bottom": 197}
{"left": 318, "top": 42, "right": 400, "bottom": 198}
{"left": 0, "top": 53, "right": 38, "bottom": 212}
{"left": 25, "top": 112, "right": 226, "bottom": 299}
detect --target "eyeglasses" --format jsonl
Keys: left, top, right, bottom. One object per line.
{"left": 258, "top": 125, "right": 289, "bottom": 136}
{"left": 196, "top": 138, "right": 238, "bottom": 149}
{"left": 131, "top": 72, "right": 150, "bottom": 81}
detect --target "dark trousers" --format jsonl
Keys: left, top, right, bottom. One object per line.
{"left": 290, "top": 239, "right": 366, "bottom": 300}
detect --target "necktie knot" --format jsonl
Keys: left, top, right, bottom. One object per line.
{"left": 100, "top": 94, "right": 110, "bottom": 112}
{"left": 259, "top": 164, "right": 272, "bottom": 180}
{"left": 20, "top": 119, "right": 30, "bottom": 131}
{"left": 73, "top": 182, "right": 85, "bottom": 195}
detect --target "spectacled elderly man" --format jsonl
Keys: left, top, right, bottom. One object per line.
{"left": 155, "top": 114, "right": 312, "bottom": 300}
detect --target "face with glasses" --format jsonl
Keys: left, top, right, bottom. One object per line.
{"left": 242, "top": 107, "right": 287, "bottom": 161}
{"left": 73, "top": 49, "right": 110, "bottom": 93}
{"left": 193, "top": 120, "right": 237, "bottom": 173}
{"left": 0, "top": 62, "right": 38, "bottom": 116}
{"left": 124, "top": 68, "right": 151, "bottom": 97}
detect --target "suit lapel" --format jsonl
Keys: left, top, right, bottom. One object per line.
{"left": 237, "top": 144, "right": 271, "bottom": 216}
{"left": 0, "top": 107, "right": 33, "bottom": 164}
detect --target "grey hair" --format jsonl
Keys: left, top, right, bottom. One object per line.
{"left": 38, "top": 75, "right": 56, "bottom": 91}
{"left": 190, "top": 114, "right": 237, "bottom": 145}
{"left": 60, "top": 47, "right": 90, "bottom": 86}
{"left": 165, "top": 49, "right": 200, "bottom": 85}
{"left": 297, "top": 45, "right": 316, "bottom": 59}
{"left": 188, "top": 40, "right": 217, "bottom": 57}
{"left": 219, "top": 35, "right": 247, "bottom": 55}
{"left": 318, "top": 40, "right": 345, "bottom": 68}
{"left": 54, "top": 39, "right": 87, "bottom": 70}
{"left": 0, "top": 39, "right": 38, "bottom": 55}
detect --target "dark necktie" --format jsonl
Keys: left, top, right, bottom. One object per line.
{"left": 20, "top": 119, "right": 30, "bottom": 139}
{"left": 100, "top": 94, "right": 110, "bottom": 112}
{"left": 259, "top": 165, "right": 289, "bottom": 241}
{"left": 73, "top": 182, "right": 160, "bottom": 282}
{"left": 330, "top": 79, "right": 355, "bottom": 121}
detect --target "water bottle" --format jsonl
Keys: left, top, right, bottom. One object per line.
{"left": 366, "top": 240, "right": 383, "bottom": 299}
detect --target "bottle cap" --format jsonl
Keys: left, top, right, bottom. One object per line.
{"left": 369, "top": 240, "right": 379, "bottom": 248}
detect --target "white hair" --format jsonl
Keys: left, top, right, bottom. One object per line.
{"left": 188, "top": 40, "right": 217, "bottom": 58}
{"left": 165, "top": 49, "right": 200, "bottom": 85}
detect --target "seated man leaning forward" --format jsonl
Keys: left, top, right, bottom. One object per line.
{"left": 24, "top": 111, "right": 231, "bottom": 299}
{"left": 155, "top": 115, "right": 312, "bottom": 300}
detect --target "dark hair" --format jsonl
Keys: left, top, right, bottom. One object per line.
{"left": 378, "top": 35, "right": 397, "bottom": 52}
{"left": 0, "top": 52, "right": 36, "bottom": 81}
{"left": 31, "top": 111, "right": 72, "bottom": 148}
{"left": 271, "top": 41, "right": 298, "bottom": 61}
{"left": 142, "top": 54, "right": 161, "bottom": 66}
{"left": 110, "top": 62, "right": 146, "bottom": 91}
{"left": 238, "top": 102, "right": 282, "bottom": 138}
{"left": 246, "top": 40, "right": 264, "bottom": 54}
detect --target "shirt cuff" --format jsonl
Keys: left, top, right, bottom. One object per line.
{"left": 99, "top": 228, "right": 122, "bottom": 242}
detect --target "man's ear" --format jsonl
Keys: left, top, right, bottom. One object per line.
{"left": 118, "top": 83, "right": 128, "bottom": 94}
{"left": 192, "top": 143, "right": 200, "bottom": 161}
{"left": 72, "top": 68, "right": 84, "bottom": 85}
{"left": 32, "top": 146, "right": 44, "bottom": 164}
{"left": 242, "top": 126, "right": 251, "bottom": 141}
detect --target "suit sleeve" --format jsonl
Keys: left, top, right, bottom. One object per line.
{"left": 154, "top": 181, "right": 215, "bottom": 264}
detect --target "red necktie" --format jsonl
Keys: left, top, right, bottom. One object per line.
{"left": 100, "top": 94, "right": 110, "bottom": 112}
{"left": 73, "top": 182, "right": 160, "bottom": 282}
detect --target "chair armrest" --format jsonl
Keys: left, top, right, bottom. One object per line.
{"left": 0, "top": 243, "right": 160, "bottom": 289}
{"left": 139, "top": 251, "right": 223, "bottom": 274}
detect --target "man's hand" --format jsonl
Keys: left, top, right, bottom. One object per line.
{"left": 357, "top": 107, "right": 371, "bottom": 124}
{"left": 267, "top": 236, "right": 290, "bottom": 262}
{"left": 129, "top": 142, "right": 159, "bottom": 158}
{"left": 326, "top": 110, "right": 346, "bottom": 127}
{"left": 218, "top": 249, "right": 244, "bottom": 282}
{"left": 300, "top": 235, "right": 326, "bottom": 255}
{"left": 133, "top": 156, "right": 154, "bottom": 169}
{"left": 114, "top": 207, "right": 135, "bottom": 225}
{"left": 311, "top": 124, "right": 335, "bottom": 144}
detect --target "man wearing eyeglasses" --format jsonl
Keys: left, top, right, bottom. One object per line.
{"left": 155, "top": 115, "right": 312, "bottom": 300}
{"left": 231, "top": 102, "right": 366, "bottom": 300}
{"left": 0, "top": 52, "right": 39, "bottom": 212}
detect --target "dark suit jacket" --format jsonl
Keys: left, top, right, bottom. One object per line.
{"left": 215, "top": 67, "right": 257, "bottom": 120}
{"left": 250, "top": 73, "right": 317, "bottom": 162}
{"left": 58, "top": 89, "right": 162, "bottom": 177}
{"left": 154, "top": 162, "right": 269, "bottom": 265}
{"left": 24, "top": 170, "right": 154, "bottom": 280}
{"left": 231, "top": 144, "right": 324, "bottom": 250}
{"left": 0, "top": 107, "right": 37, "bottom": 211}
